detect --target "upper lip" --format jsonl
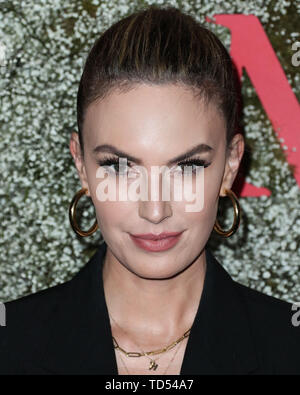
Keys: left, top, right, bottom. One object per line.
{"left": 130, "top": 231, "right": 184, "bottom": 240}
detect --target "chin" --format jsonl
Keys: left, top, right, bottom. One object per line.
{"left": 127, "top": 261, "right": 185, "bottom": 280}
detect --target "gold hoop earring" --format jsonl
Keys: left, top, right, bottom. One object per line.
{"left": 69, "top": 187, "right": 99, "bottom": 237}
{"left": 213, "top": 188, "right": 241, "bottom": 238}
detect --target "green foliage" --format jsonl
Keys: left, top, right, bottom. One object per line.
{"left": 0, "top": 0, "right": 299, "bottom": 303}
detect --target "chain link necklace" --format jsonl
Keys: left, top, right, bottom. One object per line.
{"left": 109, "top": 313, "right": 191, "bottom": 373}
{"left": 116, "top": 334, "right": 185, "bottom": 375}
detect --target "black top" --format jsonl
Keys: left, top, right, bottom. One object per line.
{"left": 0, "top": 241, "right": 300, "bottom": 375}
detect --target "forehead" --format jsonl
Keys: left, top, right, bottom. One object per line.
{"left": 83, "top": 83, "right": 226, "bottom": 155}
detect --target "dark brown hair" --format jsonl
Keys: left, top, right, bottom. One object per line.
{"left": 77, "top": 4, "right": 240, "bottom": 157}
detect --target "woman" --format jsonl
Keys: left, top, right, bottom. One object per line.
{"left": 1, "top": 4, "right": 299, "bottom": 375}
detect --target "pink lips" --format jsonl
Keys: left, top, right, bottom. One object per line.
{"left": 129, "top": 231, "right": 184, "bottom": 252}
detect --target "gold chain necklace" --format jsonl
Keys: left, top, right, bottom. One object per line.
{"left": 111, "top": 313, "right": 174, "bottom": 371}
{"left": 109, "top": 313, "right": 192, "bottom": 372}
{"left": 116, "top": 334, "right": 185, "bottom": 375}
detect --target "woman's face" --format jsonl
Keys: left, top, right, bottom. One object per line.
{"left": 70, "top": 83, "right": 244, "bottom": 279}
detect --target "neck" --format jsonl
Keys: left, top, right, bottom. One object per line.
{"left": 102, "top": 247, "right": 207, "bottom": 343}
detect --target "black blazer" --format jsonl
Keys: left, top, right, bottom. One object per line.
{"left": 1, "top": 241, "right": 300, "bottom": 375}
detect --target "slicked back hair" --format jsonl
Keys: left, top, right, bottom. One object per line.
{"left": 77, "top": 4, "right": 240, "bottom": 157}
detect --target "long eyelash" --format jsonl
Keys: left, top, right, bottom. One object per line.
{"left": 96, "top": 156, "right": 133, "bottom": 171}
{"left": 177, "top": 159, "right": 211, "bottom": 169}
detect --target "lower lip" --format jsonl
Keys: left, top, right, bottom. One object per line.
{"left": 130, "top": 233, "right": 183, "bottom": 252}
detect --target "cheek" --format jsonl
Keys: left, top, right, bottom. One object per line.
{"left": 180, "top": 167, "right": 222, "bottom": 228}
{"left": 93, "top": 201, "right": 128, "bottom": 226}
{"left": 203, "top": 174, "right": 221, "bottom": 214}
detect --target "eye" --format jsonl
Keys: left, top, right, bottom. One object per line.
{"left": 97, "top": 156, "right": 131, "bottom": 175}
{"left": 176, "top": 159, "right": 211, "bottom": 173}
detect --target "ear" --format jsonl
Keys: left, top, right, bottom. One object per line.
{"left": 220, "top": 133, "right": 244, "bottom": 196}
{"left": 69, "top": 131, "right": 91, "bottom": 197}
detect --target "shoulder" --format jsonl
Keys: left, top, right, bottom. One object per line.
{"left": 206, "top": 247, "right": 300, "bottom": 374}
{"left": 234, "top": 278, "right": 296, "bottom": 324}
{"left": 233, "top": 279, "right": 300, "bottom": 374}
{"left": 2, "top": 263, "right": 86, "bottom": 326}
{"left": 0, "top": 244, "right": 106, "bottom": 375}
{"left": 2, "top": 246, "right": 99, "bottom": 323}
{"left": 0, "top": 257, "right": 93, "bottom": 374}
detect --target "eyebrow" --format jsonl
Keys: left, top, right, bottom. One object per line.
{"left": 93, "top": 143, "right": 214, "bottom": 166}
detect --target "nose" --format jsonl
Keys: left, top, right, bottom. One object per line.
{"left": 138, "top": 199, "right": 172, "bottom": 224}
{"left": 138, "top": 170, "right": 173, "bottom": 224}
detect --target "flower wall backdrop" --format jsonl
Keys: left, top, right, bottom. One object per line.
{"left": 0, "top": 0, "right": 299, "bottom": 303}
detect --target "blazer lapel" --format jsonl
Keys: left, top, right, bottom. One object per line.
{"left": 37, "top": 241, "right": 118, "bottom": 375}
{"left": 180, "top": 248, "right": 259, "bottom": 375}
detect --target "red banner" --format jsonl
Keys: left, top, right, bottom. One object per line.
{"left": 207, "top": 14, "right": 300, "bottom": 197}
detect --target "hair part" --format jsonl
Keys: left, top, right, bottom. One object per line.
{"left": 77, "top": 4, "right": 241, "bottom": 158}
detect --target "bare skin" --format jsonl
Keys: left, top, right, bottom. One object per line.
{"left": 69, "top": 83, "right": 244, "bottom": 374}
